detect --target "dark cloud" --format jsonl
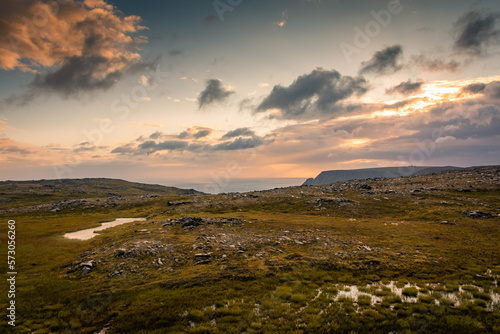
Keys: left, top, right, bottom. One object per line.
{"left": 112, "top": 140, "right": 188, "bottom": 155}
{"left": 110, "top": 144, "right": 134, "bottom": 154}
{"left": 383, "top": 98, "right": 421, "bottom": 110}
{"left": 111, "top": 128, "right": 273, "bottom": 155}
{"left": 177, "top": 131, "right": 189, "bottom": 139}
{"left": 33, "top": 55, "right": 122, "bottom": 95}
{"left": 171, "top": 127, "right": 213, "bottom": 140}
{"left": 149, "top": 131, "right": 163, "bottom": 139}
{"left": 449, "top": 114, "right": 500, "bottom": 140}
{"left": 412, "top": 55, "right": 461, "bottom": 73}
{"left": 187, "top": 143, "right": 211, "bottom": 152}
{"left": 138, "top": 140, "right": 188, "bottom": 154}
{"left": 0, "top": 0, "right": 148, "bottom": 102}
{"left": 386, "top": 80, "right": 424, "bottom": 96}
{"left": 407, "top": 104, "right": 500, "bottom": 142}
{"left": 359, "top": 45, "right": 403, "bottom": 76}
{"left": 454, "top": 9, "right": 500, "bottom": 55}
{"left": 460, "top": 81, "right": 500, "bottom": 99}
{"left": 238, "top": 98, "right": 255, "bottom": 112}
{"left": 213, "top": 136, "right": 269, "bottom": 151}
{"left": 73, "top": 146, "right": 97, "bottom": 153}
{"left": 188, "top": 135, "right": 271, "bottom": 152}
{"left": 6, "top": 58, "right": 158, "bottom": 106}
{"left": 484, "top": 81, "right": 500, "bottom": 99}
{"left": 221, "top": 128, "right": 255, "bottom": 139}
{"left": 198, "top": 79, "right": 234, "bottom": 109}
{"left": 193, "top": 129, "right": 212, "bottom": 139}
{"left": 461, "top": 83, "right": 486, "bottom": 94}
{"left": 0, "top": 145, "right": 32, "bottom": 155}
{"left": 138, "top": 141, "right": 156, "bottom": 150}
{"left": 255, "top": 68, "right": 369, "bottom": 119}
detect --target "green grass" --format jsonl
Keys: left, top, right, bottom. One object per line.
{"left": 1, "top": 168, "right": 499, "bottom": 333}
{"left": 402, "top": 287, "right": 419, "bottom": 297}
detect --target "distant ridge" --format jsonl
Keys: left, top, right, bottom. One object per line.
{"left": 302, "top": 166, "right": 463, "bottom": 186}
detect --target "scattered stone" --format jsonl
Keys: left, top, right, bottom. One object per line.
{"left": 134, "top": 229, "right": 151, "bottom": 233}
{"left": 66, "top": 266, "right": 78, "bottom": 274}
{"left": 80, "top": 261, "right": 95, "bottom": 268}
{"left": 168, "top": 200, "right": 195, "bottom": 206}
{"left": 81, "top": 267, "right": 92, "bottom": 276}
{"left": 441, "top": 221, "right": 456, "bottom": 225}
{"left": 116, "top": 249, "right": 127, "bottom": 257}
{"left": 361, "top": 245, "right": 372, "bottom": 252}
{"left": 462, "top": 210, "right": 494, "bottom": 219}
{"left": 195, "top": 253, "right": 212, "bottom": 258}
{"left": 109, "top": 269, "right": 124, "bottom": 277}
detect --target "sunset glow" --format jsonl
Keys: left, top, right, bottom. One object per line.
{"left": 0, "top": 0, "right": 499, "bottom": 182}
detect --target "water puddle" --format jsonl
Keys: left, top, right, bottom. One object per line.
{"left": 331, "top": 281, "right": 499, "bottom": 311}
{"left": 64, "top": 218, "right": 146, "bottom": 240}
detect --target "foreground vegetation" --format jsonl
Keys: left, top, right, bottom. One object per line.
{"left": 0, "top": 167, "right": 499, "bottom": 333}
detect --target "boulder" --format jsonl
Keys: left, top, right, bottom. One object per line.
{"left": 462, "top": 210, "right": 494, "bottom": 219}
{"left": 116, "top": 249, "right": 127, "bottom": 257}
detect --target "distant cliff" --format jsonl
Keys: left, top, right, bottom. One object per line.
{"left": 303, "top": 166, "right": 462, "bottom": 186}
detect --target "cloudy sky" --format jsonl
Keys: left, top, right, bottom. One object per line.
{"left": 1, "top": 0, "right": 500, "bottom": 184}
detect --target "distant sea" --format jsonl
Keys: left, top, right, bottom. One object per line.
{"left": 144, "top": 178, "right": 306, "bottom": 194}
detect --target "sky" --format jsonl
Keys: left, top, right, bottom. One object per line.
{"left": 1, "top": 0, "right": 500, "bottom": 185}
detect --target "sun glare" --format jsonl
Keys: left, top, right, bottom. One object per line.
{"left": 369, "top": 76, "right": 500, "bottom": 119}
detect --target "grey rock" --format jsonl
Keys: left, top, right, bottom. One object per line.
{"left": 195, "top": 253, "right": 212, "bottom": 258}
{"left": 81, "top": 267, "right": 92, "bottom": 276}
{"left": 116, "top": 249, "right": 127, "bottom": 257}
{"left": 441, "top": 221, "right": 455, "bottom": 225}
{"left": 462, "top": 210, "right": 493, "bottom": 219}
{"left": 80, "top": 261, "right": 95, "bottom": 268}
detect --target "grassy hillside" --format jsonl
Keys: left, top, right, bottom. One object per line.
{"left": 0, "top": 178, "right": 200, "bottom": 211}
{"left": 0, "top": 167, "right": 499, "bottom": 333}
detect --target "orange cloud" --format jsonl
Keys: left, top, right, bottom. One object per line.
{"left": 126, "top": 122, "right": 164, "bottom": 129}
{"left": 0, "top": 137, "right": 63, "bottom": 166}
{"left": 0, "top": 0, "right": 146, "bottom": 95}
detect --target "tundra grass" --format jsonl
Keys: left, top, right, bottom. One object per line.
{"left": 0, "top": 169, "right": 499, "bottom": 333}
